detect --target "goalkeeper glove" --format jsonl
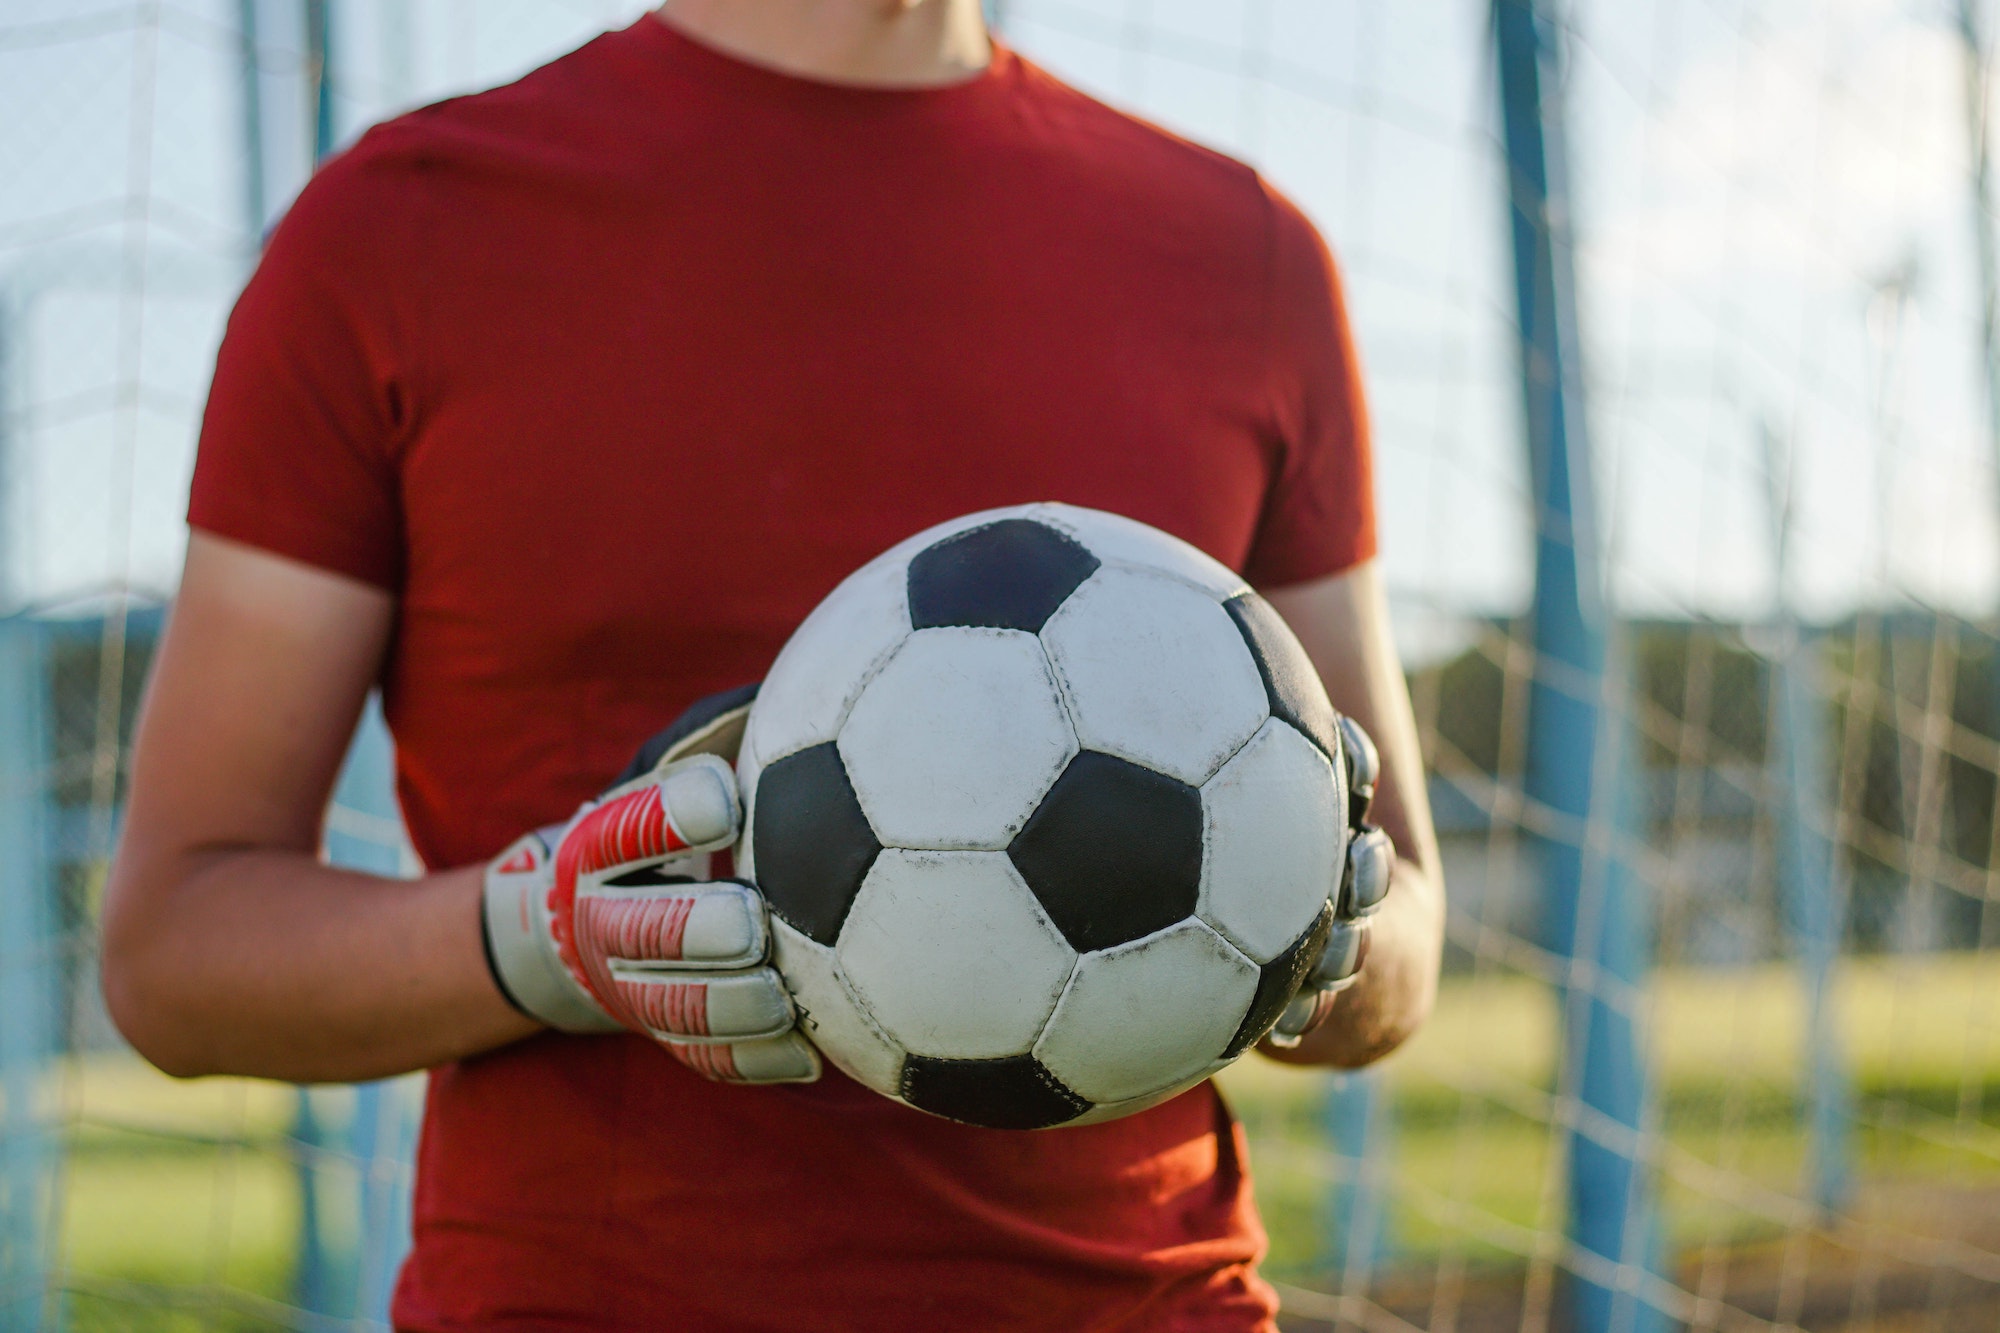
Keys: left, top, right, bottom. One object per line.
{"left": 480, "top": 686, "right": 819, "bottom": 1084}
{"left": 1264, "top": 713, "right": 1395, "bottom": 1049}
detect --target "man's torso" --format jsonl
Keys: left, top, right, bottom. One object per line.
{"left": 191, "top": 19, "right": 1373, "bottom": 1329}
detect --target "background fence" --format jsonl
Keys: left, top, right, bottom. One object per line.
{"left": 3, "top": 0, "right": 1999, "bottom": 1329}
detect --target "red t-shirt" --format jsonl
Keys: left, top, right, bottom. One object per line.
{"left": 189, "top": 18, "right": 1375, "bottom": 1332}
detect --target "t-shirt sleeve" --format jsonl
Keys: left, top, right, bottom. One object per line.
{"left": 187, "top": 140, "right": 415, "bottom": 590}
{"left": 1239, "top": 180, "right": 1378, "bottom": 589}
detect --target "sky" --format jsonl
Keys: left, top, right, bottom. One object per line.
{"left": 2, "top": 0, "right": 1998, "bottom": 659}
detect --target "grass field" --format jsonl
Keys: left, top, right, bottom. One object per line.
{"left": 35, "top": 955, "right": 2000, "bottom": 1325}
{"left": 1221, "top": 953, "right": 2000, "bottom": 1283}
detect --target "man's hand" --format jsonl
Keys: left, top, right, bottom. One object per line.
{"left": 1258, "top": 561, "right": 1446, "bottom": 1068}
{"left": 1264, "top": 713, "right": 1395, "bottom": 1048}
{"left": 481, "top": 693, "right": 820, "bottom": 1085}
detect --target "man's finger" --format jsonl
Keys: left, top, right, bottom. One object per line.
{"left": 575, "top": 879, "right": 766, "bottom": 968}
{"left": 1338, "top": 713, "right": 1379, "bottom": 811}
{"left": 1340, "top": 827, "right": 1394, "bottom": 917}
{"left": 557, "top": 755, "right": 741, "bottom": 885}
{"left": 607, "top": 964, "right": 795, "bottom": 1043}
{"left": 1309, "top": 919, "right": 1369, "bottom": 989}
{"left": 665, "top": 1032, "right": 822, "bottom": 1085}
{"left": 1270, "top": 986, "right": 1340, "bottom": 1046}
{"left": 654, "top": 754, "right": 740, "bottom": 848}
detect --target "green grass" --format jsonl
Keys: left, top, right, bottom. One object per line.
{"left": 44, "top": 1073, "right": 374, "bottom": 1327}
{"left": 1217, "top": 953, "right": 2000, "bottom": 1284}
{"left": 34, "top": 956, "right": 2000, "bottom": 1315}
{"left": 59, "top": 1148, "right": 297, "bottom": 1331}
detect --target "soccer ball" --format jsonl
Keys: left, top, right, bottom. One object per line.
{"left": 736, "top": 503, "right": 1352, "bottom": 1129}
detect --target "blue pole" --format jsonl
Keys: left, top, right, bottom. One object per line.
{"left": 1320, "top": 1071, "right": 1391, "bottom": 1281}
{"left": 0, "top": 620, "right": 54, "bottom": 1332}
{"left": 260, "top": 5, "right": 408, "bottom": 1317}
{"left": 325, "top": 695, "right": 415, "bottom": 1323}
{"left": 307, "top": 0, "right": 334, "bottom": 167}
{"left": 1770, "top": 637, "right": 1850, "bottom": 1217}
{"left": 291, "top": 1091, "right": 331, "bottom": 1315}
{"left": 1492, "top": 4, "right": 1664, "bottom": 1329}
{"left": 244, "top": 10, "right": 412, "bottom": 1317}
{"left": 243, "top": 0, "right": 368, "bottom": 1313}
{"left": 1756, "top": 424, "right": 1851, "bottom": 1219}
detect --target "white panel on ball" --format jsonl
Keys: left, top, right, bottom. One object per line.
{"left": 1040, "top": 568, "right": 1269, "bottom": 786}
{"left": 1064, "top": 1072, "right": 1216, "bottom": 1120}
{"left": 1033, "top": 920, "right": 1257, "bottom": 1104}
{"left": 771, "top": 917, "right": 904, "bottom": 1095}
{"left": 748, "top": 554, "right": 913, "bottom": 767}
{"left": 1198, "top": 718, "right": 1344, "bottom": 963}
{"left": 1029, "top": 503, "right": 1249, "bottom": 600}
{"left": 835, "top": 850, "right": 1077, "bottom": 1060}
{"left": 839, "top": 628, "right": 1077, "bottom": 849}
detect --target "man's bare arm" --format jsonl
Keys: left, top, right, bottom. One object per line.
{"left": 1259, "top": 559, "right": 1444, "bottom": 1068}
{"left": 101, "top": 534, "right": 537, "bottom": 1082}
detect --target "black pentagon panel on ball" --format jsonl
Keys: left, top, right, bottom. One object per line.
{"left": 1007, "top": 750, "right": 1203, "bottom": 953}
{"left": 751, "top": 742, "right": 881, "bottom": 947}
{"left": 1223, "top": 900, "right": 1333, "bottom": 1059}
{"left": 906, "top": 519, "right": 1101, "bottom": 633}
{"left": 1223, "top": 591, "right": 1343, "bottom": 762}
{"left": 901, "top": 1053, "right": 1091, "bottom": 1129}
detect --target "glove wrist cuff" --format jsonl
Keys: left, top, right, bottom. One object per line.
{"left": 482, "top": 840, "right": 622, "bottom": 1034}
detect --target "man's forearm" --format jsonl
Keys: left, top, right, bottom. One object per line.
{"left": 1259, "top": 856, "right": 1443, "bottom": 1069}
{"left": 102, "top": 851, "right": 539, "bottom": 1082}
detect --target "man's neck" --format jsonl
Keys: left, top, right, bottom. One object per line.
{"left": 655, "top": 0, "right": 991, "bottom": 89}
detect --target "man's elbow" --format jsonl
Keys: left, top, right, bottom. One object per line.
{"left": 100, "top": 967, "right": 200, "bottom": 1080}
{"left": 100, "top": 961, "right": 205, "bottom": 1081}
{"left": 99, "top": 867, "right": 217, "bottom": 1080}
